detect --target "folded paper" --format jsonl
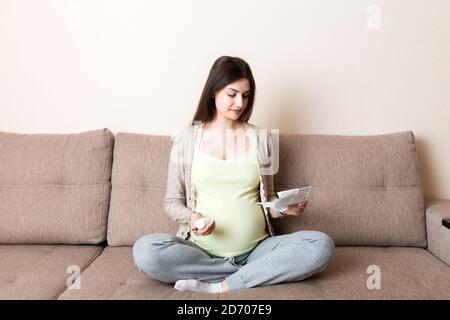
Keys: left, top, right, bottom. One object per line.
{"left": 257, "top": 186, "right": 313, "bottom": 212}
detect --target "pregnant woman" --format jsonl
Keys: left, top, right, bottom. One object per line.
{"left": 132, "top": 56, "right": 334, "bottom": 293}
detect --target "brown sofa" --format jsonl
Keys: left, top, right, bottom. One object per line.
{"left": 0, "top": 128, "right": 448, "bottom": 300}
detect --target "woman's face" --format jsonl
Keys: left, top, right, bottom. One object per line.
{"left": 213, "top": 78, "right": 251, "bottom": 121}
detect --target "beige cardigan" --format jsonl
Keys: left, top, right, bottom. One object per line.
{"left": 164, "top": 121, "right": 285, "bottom": 239}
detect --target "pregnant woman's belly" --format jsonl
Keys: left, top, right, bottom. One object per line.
{"left": 189, "top": 198, "right": 269, "bottom": 257}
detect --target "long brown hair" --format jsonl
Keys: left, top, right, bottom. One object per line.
{"left": 191, "top": 56, "right": 256, "bottom": 126}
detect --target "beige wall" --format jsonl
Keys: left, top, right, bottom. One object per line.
{"left": 0, "top": 0, "right": 449, "bottom": 200}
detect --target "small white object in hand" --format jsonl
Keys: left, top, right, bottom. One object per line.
{"left": 195, "top": 217, "right": 213, "bottom": 230}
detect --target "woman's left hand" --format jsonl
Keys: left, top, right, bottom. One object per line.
{"left": 284, "top": 199, "right": 308, "bottom": 216}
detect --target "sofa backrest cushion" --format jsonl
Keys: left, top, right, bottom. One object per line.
{"left": 0, "top": 129, "right": 113, "bottom": 244}
{"left": 272, "top": 130, "right": 426, "bottom": 247}
{"left": 106, "top": 133, "right": 175, "bottom": 246}
{"left": 107, "top": 130, "right": 426, "bottom": 247}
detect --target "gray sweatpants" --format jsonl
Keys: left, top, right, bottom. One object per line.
{"left": 132, "top": 230, "right": 334, "bottom": 290}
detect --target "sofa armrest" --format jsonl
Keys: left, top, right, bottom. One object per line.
{"left": 425, "top": 199, "right": 450, "bottom": 266}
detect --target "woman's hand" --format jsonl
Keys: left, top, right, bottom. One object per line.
{"left": 284, "top": 199, "right": 308, "bottom": 216}
{"left": 189, "top": 212, "right": 215, "bottom": 236}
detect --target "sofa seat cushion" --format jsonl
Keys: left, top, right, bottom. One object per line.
{"left": 59, "top": 246, "right": 449, "bottom": 300}
{"left": 0, "top": 245, "right": 103, "bottom": 299}
{"left": 220, "top": 247, "right": 450, "bottom": 299}
{"left": 58, "top": 246, "right": 219, "bottom": 300}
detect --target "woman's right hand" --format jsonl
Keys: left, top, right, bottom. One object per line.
{"left": 189, "top": 212, "right": 215, "bottom": 236}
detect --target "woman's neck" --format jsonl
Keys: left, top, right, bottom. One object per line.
{"left": 204, "top": 117, "right": 244, "bottom": 133}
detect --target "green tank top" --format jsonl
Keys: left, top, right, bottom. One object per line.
{"left": 188, "top": 134, "right": 269, "bottom": 257}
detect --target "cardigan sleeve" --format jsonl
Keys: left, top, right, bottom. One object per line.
{"left": 267, "top": 181, "right": 286, "bottom": 219}
{"left": 163, "top": 131, "right": 195, "bottom": 224}
{"left": 264, "top": 128, "right": 286, "bottom": 219}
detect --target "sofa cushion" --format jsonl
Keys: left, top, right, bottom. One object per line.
{"left": 0, "top": 129, "right": 114, "bottom": 244}
{"left": 272, "top": 130, "right": 426, "bottom": 247}
{"left": 219, "top": 247, "right": 450, "bottom": 300}
{"left": 107, "top": 130, "right": 425, "bottom": 247}
{"left": 57, "top": 246, "right": 449, "bottom": 299}
{"left": 0, "top": 245, "right": 103, "bottom": 299}
{"left": 57, "top": 246, "right": 218, "bottom": 300}
{"left": 107, "top": 133, "right": 176, "bottom": 246}
{"left": 224, "top": 247, "right": 450, "bottom": 300}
